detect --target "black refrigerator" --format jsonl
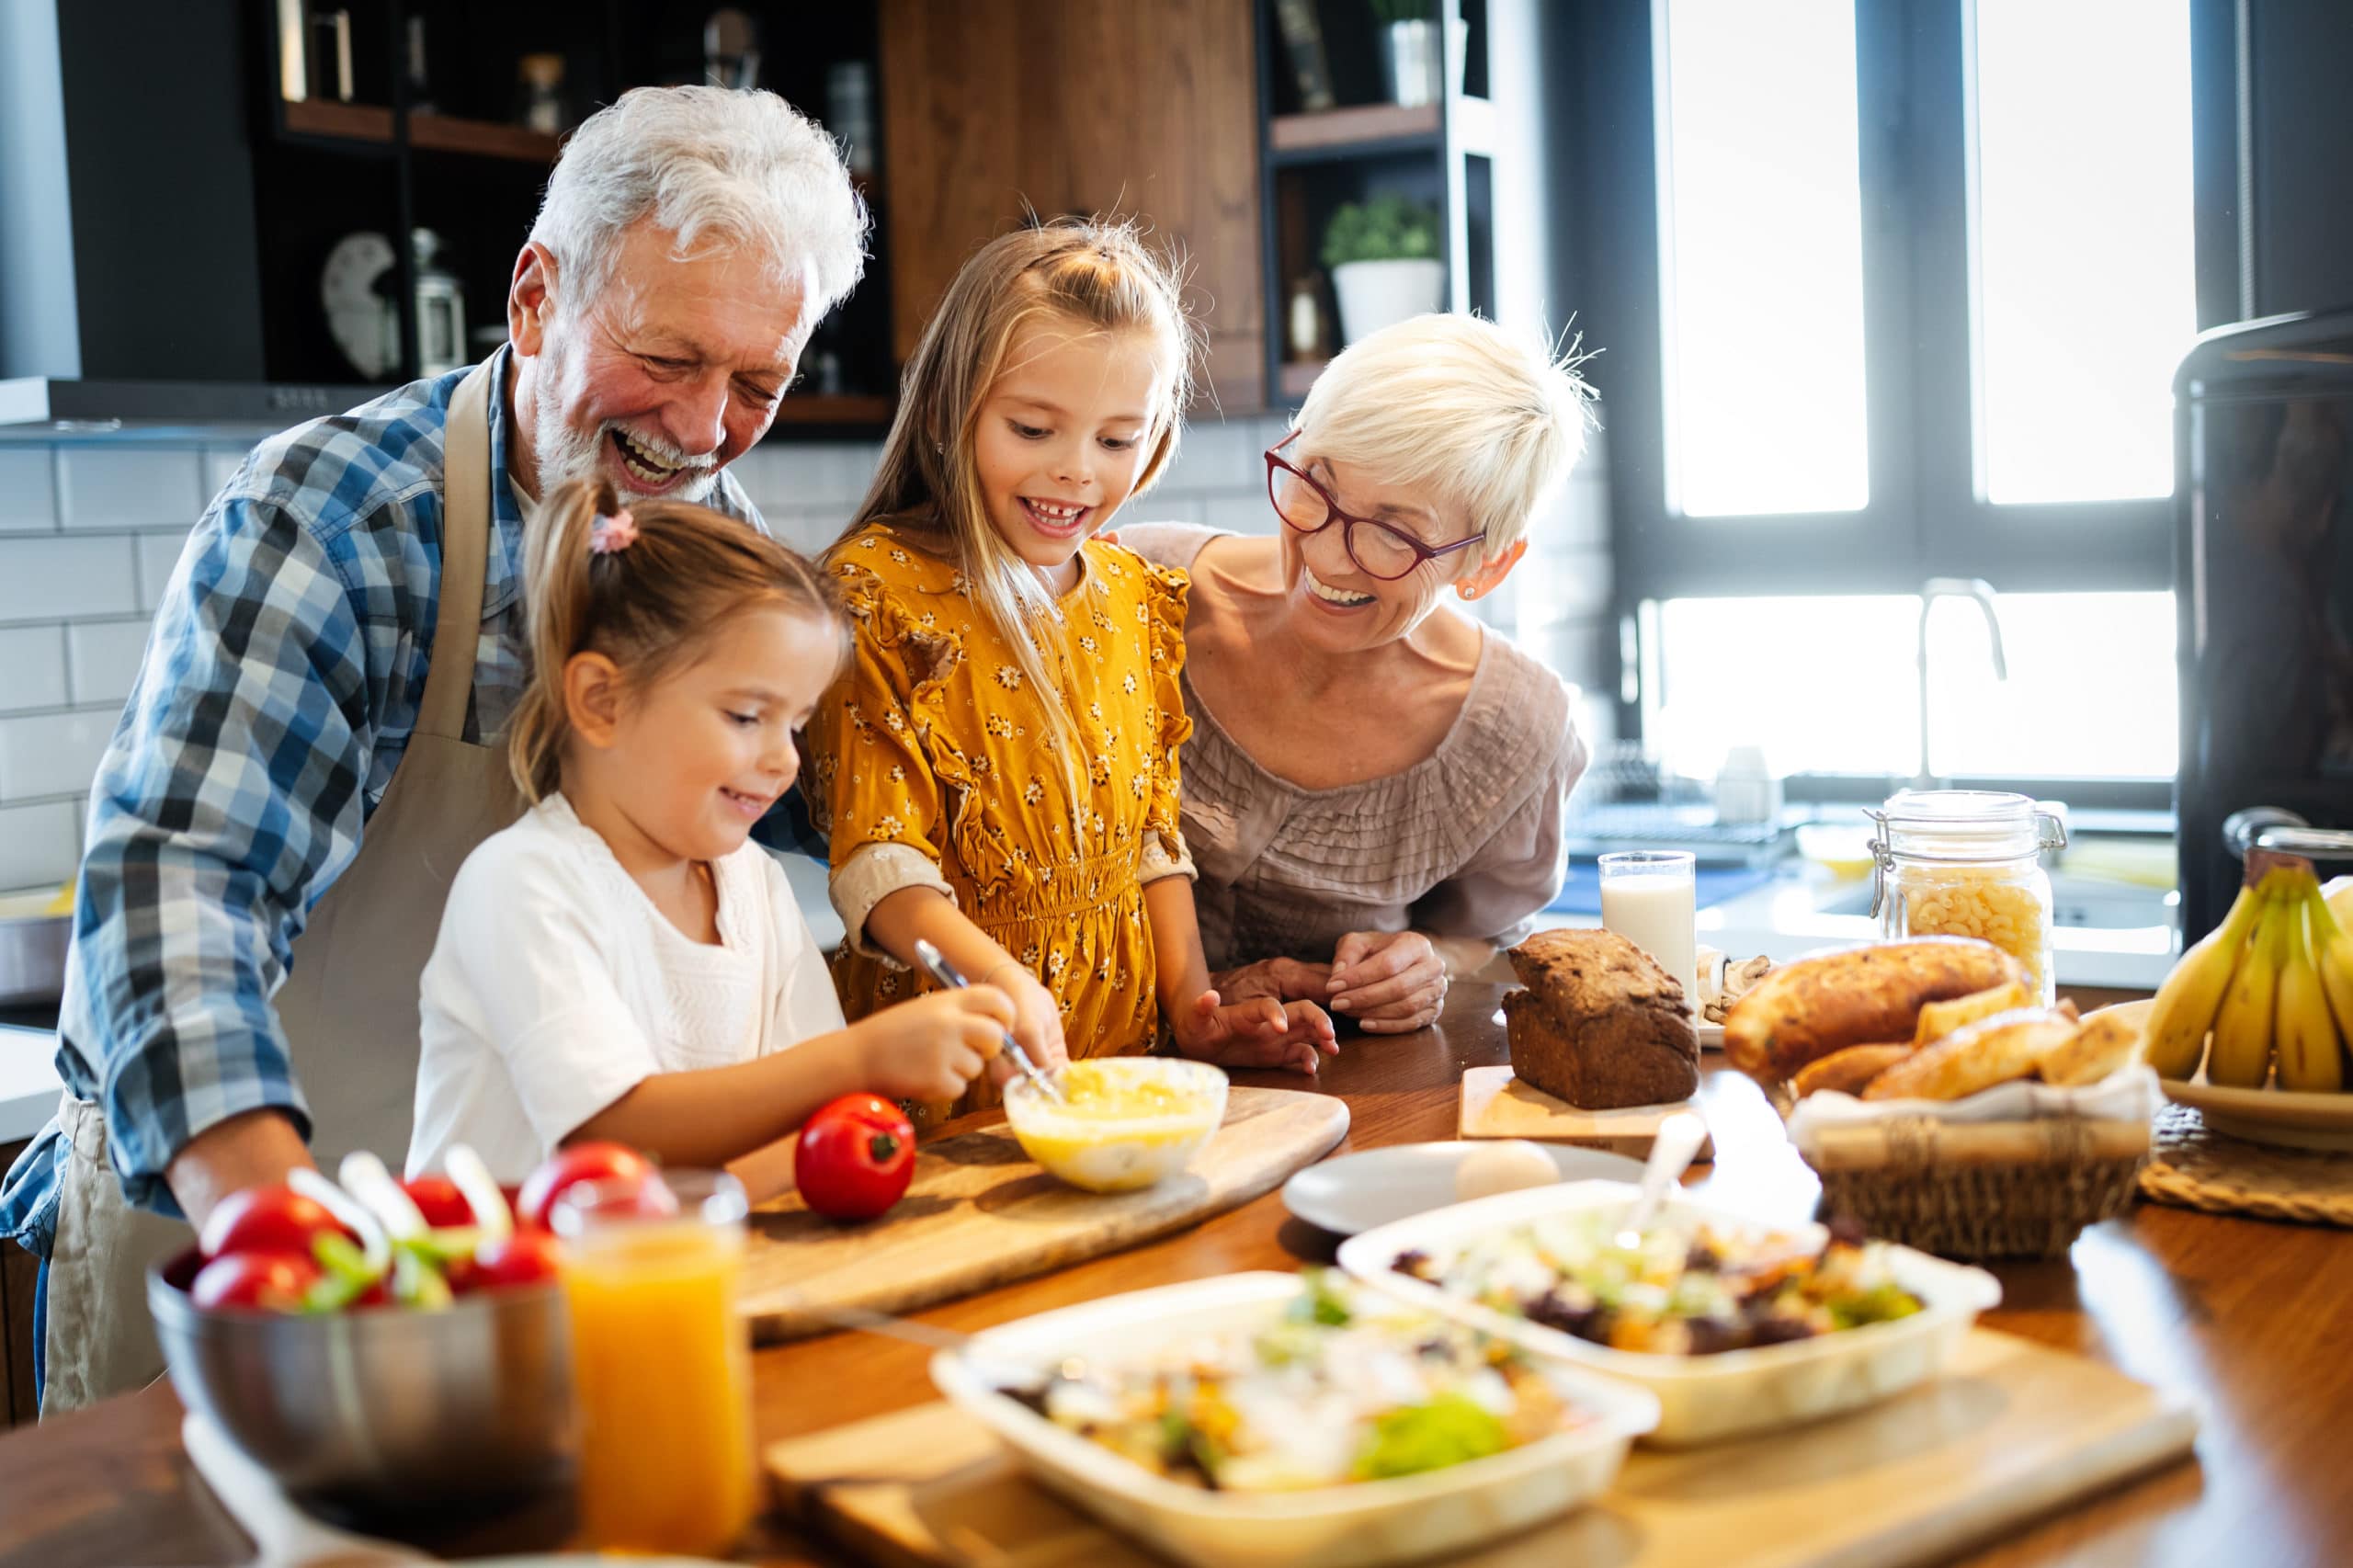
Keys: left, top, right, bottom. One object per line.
{"left": 2174, "top": 308, "right": 2353, "bottom": 937}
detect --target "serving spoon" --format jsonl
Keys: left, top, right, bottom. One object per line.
{"left": 1614, "top": 1111, "right": 1710, "bottom": 1249}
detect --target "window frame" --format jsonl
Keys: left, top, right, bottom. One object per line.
{"left": 1575, "top": 0, "right": 2236, "bottom": 804}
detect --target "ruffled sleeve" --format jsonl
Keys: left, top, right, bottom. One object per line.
{"left": 1138, "top": 559, "right": 1196, "bottom": 883}
{"left": 807, "top": 556, "right": 966, "bottom": 955}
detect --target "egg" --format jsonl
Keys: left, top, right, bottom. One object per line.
{"left": 1453, "top": 1141, "right": 1561, "bottom": 1203}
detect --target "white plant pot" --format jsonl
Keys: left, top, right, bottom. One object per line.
{"left": 1382, "top": 18, "right": 1442, "bottom": 108}
{"left": 1329, "top": 257, "right": 1445, "bottom": 347}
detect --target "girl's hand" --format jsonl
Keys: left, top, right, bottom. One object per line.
{"left": 1211, "top": 957, "right": 1334, "bottom": 1006}
{"left": 1172, "top": 990, "right": 1338, "bottom": 1074}
{"left": 850, "top": 988, "right": 1015, "bottom": 1102}
{"left": 1327, "top": 931, "right": 1448, "bottom": 1034}
{"left": 985, "top": 963, "right": 1070, "bottom": 1085}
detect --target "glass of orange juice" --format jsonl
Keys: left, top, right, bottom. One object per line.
{"left": 551, "top": 1169, "right": 756, "bottom": 1557}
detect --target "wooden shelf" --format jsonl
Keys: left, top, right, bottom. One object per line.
{"left": 281, "top": 97, "right": 392, "bottom": 145}
{"left": 772, "top": 393, "right": 894, "bottom": 426}
{"left": 1279, "top": 359, "right": 1325, "bottom": 400}
{"left": 1268, "top": 103, "right": 1441, "bottom": 161}
{"left": 408, "top": 113, "right": 563, "bottom": 164}
{"left": 277, "top": 100, "right": 560, "bottom": 165}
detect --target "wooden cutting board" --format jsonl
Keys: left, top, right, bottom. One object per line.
{"left": 1459, "top": 1064, "right": 1716, "bottom": 1161}
{"left": 765, "top": 1328, "right": 2196, "bottom": 1568}
{"left": 738, "top": 1087, "right": 1347, "bottom": 1341}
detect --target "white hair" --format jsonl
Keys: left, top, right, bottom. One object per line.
{"left": 529, "top": 85, "right": 869, "bottom": 319}
{"left": 1294, "top": 313, "right": 1595, "bottom": 568}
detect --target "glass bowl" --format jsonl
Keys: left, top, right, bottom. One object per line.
{"left": 1004, "top": 1058, "right": 1228, "bottom": 1193}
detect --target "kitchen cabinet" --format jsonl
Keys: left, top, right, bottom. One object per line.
{"left": 878, "top": 0, "right": 1267, "bottom": 411}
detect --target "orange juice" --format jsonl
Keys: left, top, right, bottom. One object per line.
{"left": 555, "top": 1173, "right": 755, "bottom": 1557}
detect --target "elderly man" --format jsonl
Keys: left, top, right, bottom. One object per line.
{"left": 0, "top": 85, "right": 867, "bottom": 1411}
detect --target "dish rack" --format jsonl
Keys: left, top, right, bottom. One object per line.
{"left": 1799, "top": 1113, "right": 2151, "bottom": 1261}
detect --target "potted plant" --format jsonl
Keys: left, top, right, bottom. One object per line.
{"left": 1370, "top": 0, "right": 1441, "bottom": 108}
{"left": 1321, "top": 194, "right": 1445, "bottom": 347}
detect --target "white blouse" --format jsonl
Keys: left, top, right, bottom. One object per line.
{"left": 408, "top": 792, "right": 846, "bottom": 1182}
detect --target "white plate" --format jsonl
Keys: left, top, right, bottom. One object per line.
{"left": 2095, "top": 998, "right": 2353, "bottom": 1152}
{"left": 1337, "top": 1180, "right": 2002, "bottom": 1447}
{"left": 1281, "top": 1142, "right": 1643, "bottom": 1236}
{"left": 930, "top": 1271, "right": 1657, "bottom": 1568}
{"left": 1699, "top": 1019, "right": 1725, "bottom": 1049}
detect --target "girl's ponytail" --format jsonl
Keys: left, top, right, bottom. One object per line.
{"left": 506, "top": 477, "right": 616, "bottom": 802}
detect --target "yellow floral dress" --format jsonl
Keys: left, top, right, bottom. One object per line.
{"left": 805, "top": 518, "right": 1195, "bottom": 1120}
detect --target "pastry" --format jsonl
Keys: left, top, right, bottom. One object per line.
{"left": 1722, "top": 937, "right": 2028, "bottom": 1085}
{"left": 1862, "top": 1006, "right": 2081, "bottom": 1101}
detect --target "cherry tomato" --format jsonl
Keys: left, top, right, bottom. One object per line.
{"left": 516, "top": 1142, "right": 656, "bottom": 1231}
{"left": 199, "top": 1184, "right": 354, "bottom": 1261}
{"left": 400, "top": 1175, "right": 473, "bottom": 1230}
{"left": 190, "top": 1252, "right": 323, "bottom": 1312}
{"left": 469, "top": 1228, "right": 564, "bottom": 1291}
{"left": 796, "top": 1094, "right": 915, "bottom": 1221}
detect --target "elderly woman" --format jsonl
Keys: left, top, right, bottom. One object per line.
{"left": 1120, "top": 313, "right": 1591, "bottom": 1033}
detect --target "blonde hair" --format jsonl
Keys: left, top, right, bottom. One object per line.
{"left": 508, "top": 478, "right": 847, "bottom": 801}
{"left": 837, "top": 217, "right": 1194, "bottom": 789}
{"left": 1293, "top": 313, "right": 1595, "bottom": 571}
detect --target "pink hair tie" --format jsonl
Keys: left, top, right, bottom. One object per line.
{"left": 589, "top": 508, "right": 639, "bottom": 555}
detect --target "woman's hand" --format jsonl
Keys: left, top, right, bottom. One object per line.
{"left": 1171, "top": 990, "right": 1338, "bottom": 1074}
{"left": 1327, "top": 931, "right": 1448, "bottom": 1033}
{"left": 1210, "top": 956, "right": 1334, "bottom": 1006}
{"left": 984, "top": 963, "right": 1070, "bottom": 1085}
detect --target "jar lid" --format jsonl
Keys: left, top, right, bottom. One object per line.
{"left": 1864, "top": 790, "right": 2067, "bottom": 915}
{"left": 1874, "top": 789, "right": 2038, "bottom": 834}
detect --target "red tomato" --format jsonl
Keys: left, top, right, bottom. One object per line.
{"left": 796, "top": 1094, "right": 915, "bottom": 1221}
{"left": 199, "top": 1184, "right": 354, "bottom": 1261}
{"left": 516, "top": 1142, "right": 656, "bottom": 1231}
{"left": 400, "top": 1175, "right": 473, "bottom": 1230}
{"left": 469, "top": 1228, "right": 563, "bottom": 1291}
{"left": 190, "top": 1252, "right": 322, "bottom": 1312}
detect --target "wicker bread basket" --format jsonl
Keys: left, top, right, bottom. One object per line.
{"left": 1798, "top": 1113, "right": 2151, "bottom": 1260}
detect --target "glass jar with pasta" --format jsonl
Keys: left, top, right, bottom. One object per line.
{"left": 1865, "top": 790, "right": 2067, "bottom": 1005}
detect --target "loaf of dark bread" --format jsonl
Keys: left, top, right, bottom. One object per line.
{"left": 1503, "top": 929, "right": 1699, "bottom": 1109}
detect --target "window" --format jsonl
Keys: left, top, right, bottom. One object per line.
{"left": 1657, "top": 0, "right": 1869, "bottom": 516}
{"left": 1972, "top": 0, "right": 2197, "bottom": 504}
{"left": 1583, "top": 1, "right": 2204, "bottom": 796}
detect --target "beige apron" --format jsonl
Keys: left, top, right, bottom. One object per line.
{"left": 41, "top": 360, "right": 524, "bottom": 1413}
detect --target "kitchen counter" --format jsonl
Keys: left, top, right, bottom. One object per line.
{"left": 4, "top": 979, "right": 2347, "bottom": 1568}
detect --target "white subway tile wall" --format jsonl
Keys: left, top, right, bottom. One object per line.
{"left": 0, "top": 412, "right": 1613, "bottom": 890}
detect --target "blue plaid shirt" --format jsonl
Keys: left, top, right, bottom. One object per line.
{"left": 0, "top": 350, "right": 758, "bottom": 1256}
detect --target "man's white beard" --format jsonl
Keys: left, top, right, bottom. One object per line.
{"left": 529, "top": 368, "right": 722, "bottom": 505}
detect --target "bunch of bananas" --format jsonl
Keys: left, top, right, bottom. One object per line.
{"left": 2143, "top": 866, "right": 2353, "bottom": 1091}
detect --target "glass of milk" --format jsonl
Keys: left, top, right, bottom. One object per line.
{"left": 1597, "top": 851, "right": 1698, "bottom": 1016}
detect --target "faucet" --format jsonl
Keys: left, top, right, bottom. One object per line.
{"left": 1915, "top": 578, "right": 2007, "bottom": 790}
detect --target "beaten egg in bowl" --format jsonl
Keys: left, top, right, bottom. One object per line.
{"left": 1006, "top": 1058, "right": 1228, "bottom": 1192}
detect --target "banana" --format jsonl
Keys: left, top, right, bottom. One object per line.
{"left": 2273, "top": 873, "right": 2343, "bottom": 1094}
{"left": 2141, "top": 877, "right": 2268, "bottom": 1079}
{"left": 2304, "top": 879, "right": 2353, "bottom": 1062}
{"left": 2209, "top": 876, "right": 2286, "bottom": 1088}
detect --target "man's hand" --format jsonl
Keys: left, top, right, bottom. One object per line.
{"left": 1171, "top": 990, "right": 1338, "bottom": 1074}
{"left": 164, "top": 1108, "right": 314, "bottom": 1232}
{"left": 1327, "top": 930, "right": 1448, "bottom": 1033}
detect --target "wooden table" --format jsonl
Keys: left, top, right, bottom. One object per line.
{"left": 3, "top": 982, "right": 2348, "bottom": 1568}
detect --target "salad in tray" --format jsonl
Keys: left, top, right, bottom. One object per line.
{"left": 1390, "top": 1210, "right": 1924, "bottom": 1357}
{"left": 1010, "top": 1270, "right": 1597, "bottom": 1491}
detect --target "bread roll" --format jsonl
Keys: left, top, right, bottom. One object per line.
{"left": 1790, "top": 1042, "right": 1916, "bottom": 1098}
{"left": 1861, "top": 1006, "right": 2080, "bottom": 1102}
{"left": 2036, "top": 1009, "right": 2141, "bottom": 1088}
{"left": 1722, "top": 937, "right": 2028, "bottom": 1085}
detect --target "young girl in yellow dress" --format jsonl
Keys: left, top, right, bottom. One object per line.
{"left": 806, "top": 220, "right": 1336, "bottom": 1120}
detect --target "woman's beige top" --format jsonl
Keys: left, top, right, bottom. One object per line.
{"left": 1120, "top": 521, "right": 1586, "bottom": 971}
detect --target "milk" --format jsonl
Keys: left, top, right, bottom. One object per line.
{"left": 1599, "top": 868, "right": 1698, "bottom": 1016}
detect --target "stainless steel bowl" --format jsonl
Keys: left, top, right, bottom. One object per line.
{"left": 148, "top": 1249, "right": 576, "bottom": 1508}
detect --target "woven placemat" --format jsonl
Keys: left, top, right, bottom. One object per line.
{"left": 2139, "top": 1102, "right": 2353, "bottom": 1227}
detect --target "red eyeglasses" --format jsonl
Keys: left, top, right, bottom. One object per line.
{"left": 1262, "top": 431, "right": 1485, "bottom": 581}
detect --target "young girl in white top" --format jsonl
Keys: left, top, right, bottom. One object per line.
{"left": 409, "top": 478, "right": 1015, "bottom": 1181}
